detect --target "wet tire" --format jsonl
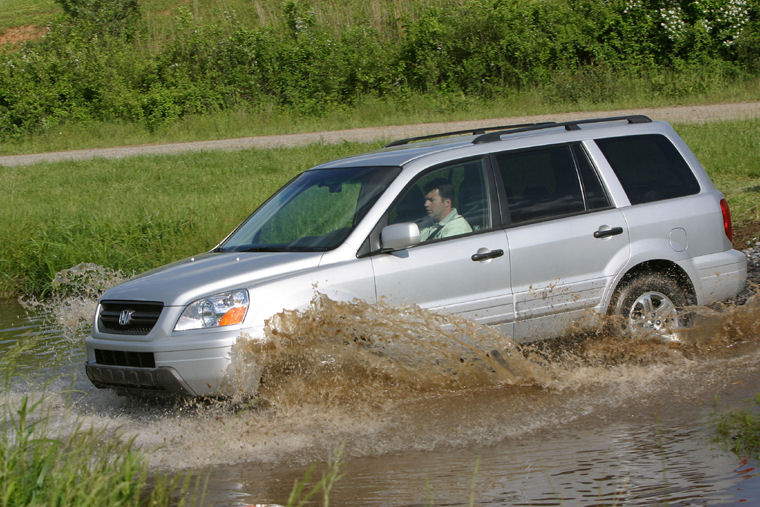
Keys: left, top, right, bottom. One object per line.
{"left": 612, "top": 273, "right": 690, "bottom": 341}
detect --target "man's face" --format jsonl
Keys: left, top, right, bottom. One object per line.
{"left": 424, "top": 188, "right": 450, "bottom": 222}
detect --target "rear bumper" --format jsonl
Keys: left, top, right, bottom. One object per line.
{"left": 692, "top": 248, "right": 748, "bottom": 304}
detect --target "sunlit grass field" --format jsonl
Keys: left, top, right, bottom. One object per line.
{"left": 0, "top": 0, "right": 58, "bottom": 33}
{"left": 0, "top": 0, "right": 490, "bottom": 41}
{"left": 1, "top": 119, "right": 758, "bottom": 297}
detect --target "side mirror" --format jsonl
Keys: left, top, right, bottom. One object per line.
{"left": 380, "top": 222, "right": 420, "bottom": 251}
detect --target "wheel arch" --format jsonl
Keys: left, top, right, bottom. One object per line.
{"left": 608, "top": 260, "right": 697, "bottom": 314}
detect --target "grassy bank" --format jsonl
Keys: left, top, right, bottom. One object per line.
{"left": 1, "top": 118, "right": 758, "bottom": 297}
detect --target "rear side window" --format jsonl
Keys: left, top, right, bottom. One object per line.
{"left": 494, "top": 144, "right": 586, "bottom": 224}
{"left": 596, "top": 134, "right": 700, "bottom": 205}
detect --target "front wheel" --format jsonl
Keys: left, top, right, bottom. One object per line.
{"left": 612, "top": 274, "right": 690, "bottom": 341}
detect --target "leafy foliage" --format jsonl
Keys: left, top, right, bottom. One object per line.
{"left": 0, "top": 0, "right": 758, "bottom": 138}
{"left": 55, "top": 0, "right": 140, "bottom": 39}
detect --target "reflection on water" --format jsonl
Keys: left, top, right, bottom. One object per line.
{"left": 201, "top": 410, "right": 760, "bottom": 505}
{"left": 1, "top": 263, "right": 759, "bottom": 505}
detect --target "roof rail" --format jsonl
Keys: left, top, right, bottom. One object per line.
{"left": 384, "top": 122, "right": 556, "bottom": 148}
{"left": 472, "top": 115, "right": 652, "bottom": 144}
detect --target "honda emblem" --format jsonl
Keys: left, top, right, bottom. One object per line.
{"left": 118, "top": 309, "right": 135, "bottom": 326}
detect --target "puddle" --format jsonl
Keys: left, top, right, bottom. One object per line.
{"left": 2, "top": 262, "right": 760, "bottom": 505}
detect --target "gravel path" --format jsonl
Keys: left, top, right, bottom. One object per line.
{"left": 1, "top": 101, "right": 759, "bottom": 167}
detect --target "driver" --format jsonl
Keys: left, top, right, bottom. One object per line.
{"left": 419, "top": 178, "right": 472, "bottom": 242}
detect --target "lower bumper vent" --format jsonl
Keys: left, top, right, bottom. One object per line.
{"left": 94, "top": 349, "right": 155, "bottom": 368}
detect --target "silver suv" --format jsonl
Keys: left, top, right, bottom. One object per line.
{"left": 85, "top": 116, "right": 747, "bottom": 396}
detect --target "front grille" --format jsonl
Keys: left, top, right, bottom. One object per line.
{"left": 98, "top": 300, "right": 163, "bottom": 335}
{"left": 95, "top": 349, "right": 156, "bottom": 368}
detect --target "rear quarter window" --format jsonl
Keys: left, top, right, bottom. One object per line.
{"left": 596, "top": 134, "right": 700, "bottom": 205}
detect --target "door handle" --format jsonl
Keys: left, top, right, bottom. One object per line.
{"left": 593, "top": 226, "right": 624, "bottom": 239}
{"left": 471, "top": 249, "right": 504, "bottom": 262}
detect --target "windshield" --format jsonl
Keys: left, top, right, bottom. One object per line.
{"left": 218, "top": 166, "right": 400, "bottom": 252}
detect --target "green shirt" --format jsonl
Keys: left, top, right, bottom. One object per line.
{"left": 419, "top": 208, "right": 472, "bottom": 242}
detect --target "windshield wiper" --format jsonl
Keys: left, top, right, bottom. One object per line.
{"left": 216, "top": 246, "right": 289, "bottom": 253}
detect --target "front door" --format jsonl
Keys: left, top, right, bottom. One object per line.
{"left": 372, "top": 230, "right": 514, "bottom": 330}
{"left": 371, "top": 157, "right": 515, "bottom": 336}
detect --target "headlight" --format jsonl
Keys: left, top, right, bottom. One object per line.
{"left": 174, "top": 289, "right": 249, "bottom": 331}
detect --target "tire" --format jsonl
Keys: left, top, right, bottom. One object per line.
{"left": 612, "top": 273, "right": 690, "bottom": 341}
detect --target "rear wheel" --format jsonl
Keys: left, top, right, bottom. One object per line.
{"left": 612, "top": 274, "right": 690, "bottom": 341}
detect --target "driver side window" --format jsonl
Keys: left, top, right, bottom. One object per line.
{"left": 389, "top": 158, "right": 490, "bottom": 243}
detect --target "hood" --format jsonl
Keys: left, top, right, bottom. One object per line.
{"left": 100, "top": 251, "right": 324, "bottom": 306}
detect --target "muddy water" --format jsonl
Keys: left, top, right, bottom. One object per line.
{"left": 3, "top": 281, "right": 760, "bottom": 506}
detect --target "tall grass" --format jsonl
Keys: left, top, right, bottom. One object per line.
{"left": 714, "top": 394, "right": 760, "bottom": 460}
{"left": 0, "top": 141, "right": 380, "bottom": 296}
{"left": 0, "top": 120, "right": 757, "bottom": 297}
{"left": 0, "top": 344, "right": 207, "bottom": 506}
{"left": 678, "top": 118, "right": 760, "bottom": 242}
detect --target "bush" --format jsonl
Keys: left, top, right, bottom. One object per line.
{"left": 0, "top": 0, "right": 759, "bottom": 140}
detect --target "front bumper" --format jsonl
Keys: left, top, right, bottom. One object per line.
{"left": 85, "top": 362, "right": 197, "bottom": 396}
{"left": 85, "top": 329, "right": 241, "bottom": 396}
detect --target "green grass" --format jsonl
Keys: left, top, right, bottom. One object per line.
{"left": 0, "top": 342, "right": 206, "bottom": 506}
{"left": 0, "top": 395, "right": 204, "bottom": 505}
{"left": 0, "top": 0, "right": 59, "bottom": 34}
{"left": 714, "top": 394, "right": 760, "bottom": 460}
{"left": 0, "top": 119, "right": 758, "bottom": 297}
{"left": 678, "top": 119, "right": 760, "bottom": 245}
{"left": 0, "top": 0, "right": 470, "bottom": 46}
{"left": 0, "top": 141, "right": 381, "bottom": 296}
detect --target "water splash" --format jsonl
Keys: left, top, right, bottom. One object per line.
{"left": 224, "top": 294, "right": 550, "bottom": 408}
{"left": 20, "top": 263, "right": 128, "bottom": 340}
{"left": 223, "top": 287, "right": 760, "bottom": 405}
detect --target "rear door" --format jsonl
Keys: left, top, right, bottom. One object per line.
{"left": 492, "top": 143, "right": 630, "bottom": 341}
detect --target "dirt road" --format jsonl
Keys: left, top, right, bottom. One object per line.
{"left": 1, "top": 101, "right": 758, "bottom": 167}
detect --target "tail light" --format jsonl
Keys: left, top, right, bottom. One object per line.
{"left": 720, "top": 198, "right": 733, "bottom": 243}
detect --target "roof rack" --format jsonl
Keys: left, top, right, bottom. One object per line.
{"left": 472, "top": 115, "right": 652, "bottom": 144}
{"left": 384, "top": 122, "right": 556, "bottom": 148}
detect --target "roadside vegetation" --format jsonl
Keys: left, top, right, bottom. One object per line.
{"left": 0, "top": 119, "right": 758, "bottom": 297}
{"left": 1, "top": 0, "right": 759, "bottom": 154}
